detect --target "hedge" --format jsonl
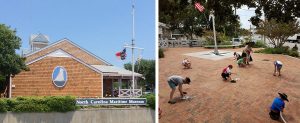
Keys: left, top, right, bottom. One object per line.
{"left": 255, "top": 47, "right": 299, "bottom": 57}
{"left": 140, "top": 94, "right": 155, "bottom": 109}
{"left": 0, "top": 96, "right": 78, "bottom": 112}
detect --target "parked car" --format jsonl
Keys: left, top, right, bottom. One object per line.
{"left": 232, "top": 38, "right": 242, "bottom": 45}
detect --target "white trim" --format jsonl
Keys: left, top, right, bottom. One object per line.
{"left": 26, "top": 49, "right": 103, "bottom": 74}
{"left": 9, "top": 75, "right": 12, "bottom": 98}
{"left": 25, "top": 38, "right": 112, "bottom": 65}
{"left": 101, "top": 72, "right": 104, "bottom": 98}
{"left": 52, "top": 66, "right": 68, "bottom": 88}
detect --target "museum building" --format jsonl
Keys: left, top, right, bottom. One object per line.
{"left": 9, "top": 34, "right": 141, "bottom": 98}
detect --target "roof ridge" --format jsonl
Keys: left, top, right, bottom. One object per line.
{"left": 25, "top": 38, "right": 112, "bottom": 65}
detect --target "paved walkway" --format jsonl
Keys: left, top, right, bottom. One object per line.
{"left": 159, "top": 47, "right": 300, "bottom": 123}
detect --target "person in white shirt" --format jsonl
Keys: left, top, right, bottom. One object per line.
{"left": 182, "top": 58, "right": 191, "bottom": 69}
{"left": 221, "top": 65, "right": 235, "bottom": 82}
{"left": 274, "top": 60, "right": 283, "bottom": 76}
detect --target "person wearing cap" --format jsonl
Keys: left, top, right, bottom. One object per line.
{"left": 269, "top": 93, "right": 289, "bottom": 120}
{"left": 221, "top": 65, "right": 235, "bottom": 82}
{"left": 167, "top": 75, "right": 191, "bottom": 104}
{"left": 273, "top": 60, "right": 283, "bottom": 76}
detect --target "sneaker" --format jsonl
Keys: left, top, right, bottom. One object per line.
{"left": 230, "top": 80, "right": 236, "bottom": 83}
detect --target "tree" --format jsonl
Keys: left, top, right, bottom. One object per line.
{"left": 0, "top": 24, "right": 28, "bottom": 97}
{"left": 250, "top": 0, "right": 300, "bottom": 26}
{"left": 159, "top": 0, "right": 256, "bottom": 38}
{"left": 124, "top": 59, "right": 155, "bottom": 91}
{"left": 256, "top": 19, "right": 300, "bottom": 48}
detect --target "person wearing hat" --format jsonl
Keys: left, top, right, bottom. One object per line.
{"left": 269, "top": 93, "right": 289, "bottom": 120}
{"left": 167, "top": 75, "right": 191, "bottom": 104}
{"left": 273, "top": 60, "right": 283, "bottom": 76}
{"left": 221, "top": 65, "right": 235, "bottom": 82}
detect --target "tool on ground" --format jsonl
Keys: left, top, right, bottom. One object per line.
{"left": 280, "top": 112, "right": 287, "bottom": 123}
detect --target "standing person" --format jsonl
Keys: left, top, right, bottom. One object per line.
{"left": 274, "top": 60, "right": 283, "bottom": 76}
{"left": 221, "top": 65, "right": 235, "bottom": 82}
{"left": 269, "top": 93, "right": 289, "bottom": 120}
{"left": 167, "top": 75, "right": 191, "bottom": 104}
{"left": 182, "top": 58, "right": 192, "bottom": 69}
{"left": 244, "top": 43, "right": 253, "bottom": 65}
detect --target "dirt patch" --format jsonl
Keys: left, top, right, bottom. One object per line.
{"left": 159, "top": 47, "right": 300, "bottom": 123}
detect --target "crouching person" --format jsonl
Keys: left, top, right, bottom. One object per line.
{"left": 269, "top": 93, "right": 289, "bottom": 120}
{"left": 167, "top": 75, "right": 191, "bottom": 104}
{"left": 221, "top": 65, "right": 235, "bottom": 82}
{"left": 182, "top": 58, "right": 192, "bottom": 69}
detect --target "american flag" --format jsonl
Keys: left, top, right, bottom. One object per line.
{"left": 195, "top": 2, "right": 205, "bottom": 12}
{"left": 115, "top": 48, "right": 127, "bottom": 60}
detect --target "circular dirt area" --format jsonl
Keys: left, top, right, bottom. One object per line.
{"left": 159, "top": 47, "right": 300, "bottom": 123}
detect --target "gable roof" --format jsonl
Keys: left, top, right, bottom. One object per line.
{"left": 31, "top": 33, "right": 49, "bottom": 43}
{"left": 25, "top": 38, "right": 112, "bottom": 65}
{"left": 27, "top": 49, "right": 103, "bottom": 74}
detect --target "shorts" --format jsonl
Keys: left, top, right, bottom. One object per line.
{"left": 168, "top": 80, "right": 177, "bottom": 89}
{"left": 221, "top": 73, "right": 230, "bottom": 79}
{"left": 269, "top": 110, "right": 280, "bottom": 120}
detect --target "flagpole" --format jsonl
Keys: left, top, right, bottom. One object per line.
{"left": 131, "top": 0, "right": 135, "bottom": 97}
{"left": 210, "top": 10, "right": 219, "bottom": 55}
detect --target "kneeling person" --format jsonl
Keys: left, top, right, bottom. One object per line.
{"left": 221, "top": 65, "right": 235, "bottom": 82}
{"left": 167, "top": 75, "right": 191, "bottom": 104}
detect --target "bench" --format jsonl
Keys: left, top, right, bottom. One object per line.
{"left": 204, "top": 45, "right": 242, "bottom": 49}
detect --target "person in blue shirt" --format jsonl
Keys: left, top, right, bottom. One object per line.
{"left": 269, "top": 93, "right": 289, "bottom": 120}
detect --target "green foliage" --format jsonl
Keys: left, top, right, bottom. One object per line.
{"left": 0, "top": 24, "right": 28, "bottom": 77}
{"left": 255, "top": 47, "right": 299, "bottom": 58}
{"left": 159, "top": 48, "right": 164, "bottom": 58}
{"left": 159, "top": 0, "right": 253, "bottom": 38}
{"left": 252, "top": 41, "right": 266, "bottom": 48}
{"left": 46, "top": 96, "right": 77, "bottom": 112}
{"left": 0, "top": 99, "right": 8, "bottom": 112}
{"left": 256, "top": 19, "right": 300, "bottom": 48}
{"left": 0, "top": 96, "right": 77, "bottom": 112}
{"left": 250, "top": 0, "right": 299, "bottom": 26}
{"left": 292, "top": 44, "right": 298, "bottom": 51}
{"left": 140, "top": 94, "right": 155, "bottom": 109}
{"left": 124, "top": 59, "right": 155, "bottom": 90}
{"left": 0, "top": 24, "right": 28, "bottom": 92}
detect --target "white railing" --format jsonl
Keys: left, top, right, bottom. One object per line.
{"left": 159, "top": 40, "right": 202, "bottom": 48}
{"left": 118, "top": 88, "right": 142, "bottom": 98}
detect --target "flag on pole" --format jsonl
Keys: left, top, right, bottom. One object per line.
{"left": 115, "top": 48, "right": 126, "bottom": 60}
{"left": 195, "top": 2, "right": 205, "bottom": 12}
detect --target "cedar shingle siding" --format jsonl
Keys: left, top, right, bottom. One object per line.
{"left": 12, "top": 57, "right": 102, "bottom": 97}
{"left": 26, "top": 39, "right": 107, "bottom": 65}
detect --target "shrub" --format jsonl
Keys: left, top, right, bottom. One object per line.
{"left": 0, "top": 96, "right": 77, "bottom": 112}
{"left": 140, "top": 94, "right": 155, "bottom": 109}
{"left": 255, "top": 47, "right": 299, "bottom": 58}
{"left": 292, "top": 44, "right": 298, "bottom": 51}
{"left": 253, "top": 41, "right": 267, "bottom": 48}
{"left": 0, "top": 99, "right": 8, "bottom": 112}
{"left": 159, "top": 48, "right": 164, "bottom": 58}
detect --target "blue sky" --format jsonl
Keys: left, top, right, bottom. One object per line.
{"left": 237, "top": 6, "right": 257, "bottom": 29}
{"left": 0, "top": 0, "right": 155, "bottom": 67}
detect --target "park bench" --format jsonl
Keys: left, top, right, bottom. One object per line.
{"left": 204, "top": 45, "right": 242, "bottom": 49}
